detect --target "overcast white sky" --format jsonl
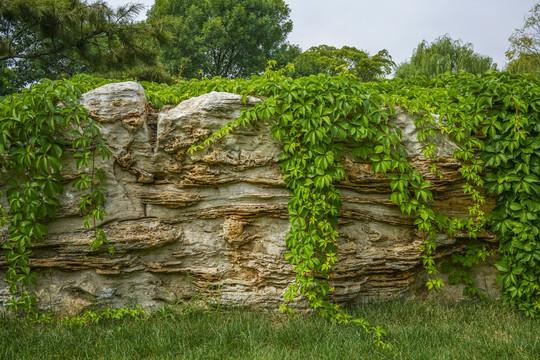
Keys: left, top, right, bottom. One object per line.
{"left": 105, "top": 0, "right": 537, "bottom": 70}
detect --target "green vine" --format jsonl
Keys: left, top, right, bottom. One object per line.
{"left": 0, "top": 75, "right": 112, "bottom": 319}
{"left": 179, "top": 66, "right": 540, "bottom": 329}
{"left": 181, "top": 65, "right": 453, "bottom": 346}
{"left": 442, "top": 243, "right": 493, "bottom": 298}
{"left": 1, "top": 67, "right": 539, "bottom": 346}
{"left": 385, "top": 71, "right": 540, "bottom": 313}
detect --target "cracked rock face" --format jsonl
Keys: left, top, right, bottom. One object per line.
{"left": 0, "top": 82, "right": 500, "bottom": 314}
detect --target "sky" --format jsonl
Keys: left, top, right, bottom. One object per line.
{"left": 105, "top": 0, "right": 537, "bottom": 70}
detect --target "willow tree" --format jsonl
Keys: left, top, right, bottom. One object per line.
{"left": 506, "top": 3, "right": 540, "bottom": 78}
{"left": 147, "top": 0, "right": 293, "bottom": 79}
{"left": 0, "top": 0, "right": 169, "bottom": 95}
{"left": 395, "top": 35, "right": 497, "bottom": 79}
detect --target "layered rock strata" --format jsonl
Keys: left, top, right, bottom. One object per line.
{"left": 0, "top": 82, "right": 500, "bottom": 314}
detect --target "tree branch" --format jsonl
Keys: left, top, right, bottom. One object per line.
{"left": 0, "top": 28, "right": 108, "bottom": 61}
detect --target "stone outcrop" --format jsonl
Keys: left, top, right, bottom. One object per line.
{"left": 0, "top": 82, "right": 500, "bottom": 314}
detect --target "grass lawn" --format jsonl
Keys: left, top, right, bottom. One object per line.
{"left": 1, "top": 300, "right": 538, "bottom": 360}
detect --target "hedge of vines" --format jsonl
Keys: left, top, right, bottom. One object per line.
{"left": 0, "top": 66, "right": 539, "bottom": 343}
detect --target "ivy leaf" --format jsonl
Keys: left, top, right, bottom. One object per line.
{"left": 509, "top": 203, "right": 522, "bottom": 211}
{"left": 495, "top": 262, "right": 510, "bottom": 273}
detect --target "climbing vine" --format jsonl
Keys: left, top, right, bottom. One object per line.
{"left": 0, "top": 67, "right": 539, "bottom": 345}
{"left": 0, "top": 75, "right": 112, "bottom": 320}
{"left": 384, "top": 71, "right": 540, "bottom": 316}
{"left": 179, "top": 66, "right": 540, "bottom": 321}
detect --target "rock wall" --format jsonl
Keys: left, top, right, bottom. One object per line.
{"left": 0, "top": 82, "right": 501, "bottom": 314}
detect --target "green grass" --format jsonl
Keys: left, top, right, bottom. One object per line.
{"left": 1, "top": 300, "right": 538, "bottom": 360}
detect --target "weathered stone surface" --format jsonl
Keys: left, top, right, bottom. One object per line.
{"left": 0, "top": 83, "right": 501, "bottom": 314}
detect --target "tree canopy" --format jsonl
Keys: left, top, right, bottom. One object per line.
{"left": 0, "top": 0, "right": 168, "bottom": 95}
{"left": 147, "top": 0, "right": 293, "bottom": 79}
{"left": 506, "top": 3, "right": 540, "bottom": 78}
{"left": 291, "top": 45, "right": 395, "bottom": 82}
{"left": 394, "top": 35, "right": 497, "bottom": 79}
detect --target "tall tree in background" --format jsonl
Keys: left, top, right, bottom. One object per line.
{"left": 270, "top": 42, "right": 302, "bottom": 71}
{"left": 0, "top": 0, "right": 169, "bottom": 95}
{"left": 291, "top": 45, "right": 395, "bottom": 81}
{"left": 506, "top": 3, "right": 540, "bottom": 78}
{"left": 147, "top": 0, "right": 293, "bottom": 79}
{"left": 395, "top": 35, "right": 497, "bottom": 79}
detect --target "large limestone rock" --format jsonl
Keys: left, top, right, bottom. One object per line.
{"left": 0, "top": 82, "right": 500, "bottom": 314}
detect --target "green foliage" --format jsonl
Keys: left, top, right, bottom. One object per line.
{"left": 0, "top": 0, "right": 168, "bottom": 95}
{"left": 176, "top": 66, "right": 540, "bottom": 322}
{"left": 291, "top": 45, "right": 395, "bottom": 81}
{"left": 58, "top": 298, "right": 213, "bottom": 326}
{"left": 386, "top": 71, "right": 540, "bottom": 316}
{"left": 442, "top": 243, "right": 493, "bottom": 298}
{"left": 147, "top": 0, "right": 293, "bottom": 79}
{"left": 506, "top": 3, "right": 540, "bottom": 78}
{"left": 506, "top": 53, "right": 540, "bottom": 78}
{"left": 269, "top": 43, "right": 303, "bottom": 71}
{"left": 60, "top": 306, "right": 150, "bottom": 326}
{"left": 177, "top": 65, "right": 443, "bottom": 347}
{"left": 1, "top": 63, "right": 539, "bottom": 346}
{"left": 0, "top": 74, "right": 112, "bottom": 317}
{"left": 395, "top": 34, "right": 497, "bottom": 79}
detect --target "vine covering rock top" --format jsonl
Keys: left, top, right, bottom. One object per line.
{"left": 0, "top": 66, "right": 539, "bottom": 346}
